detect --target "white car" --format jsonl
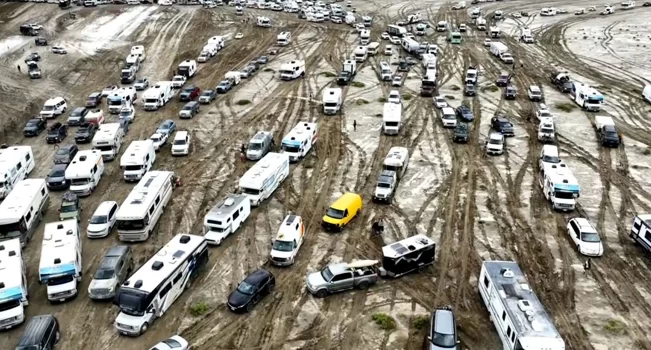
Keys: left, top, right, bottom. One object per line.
{"left": 150, "top": 132, "right": 168, "bottom": 151}
{"left": 134, "top": 78, "right": 149, "bottom": 91}
{"left": 29, "top": 23, "right": 44, "bottom": 31}
{"left": 558, "top": 8, "right": 567, "bottom": 13}
{"left": 101, "top": 85, "right": 118, "bottom": 97}
{"left": 87, "top": 201, "right": 119, "bottom": 238}
{"left": 119, "top": 106, "right": 135, "bottom": 123}
{"left": 235, "top": 32, "right": 243, "bottom": 39}
{"left": 387, "top": 90, "right": 401, "bottom": 104}
{"left": 433, "top": 95, "right": 448, "bottom": 109}
{"left": 148, "top": 336, "right": 189, "bottom": 350}
{"left": 51, "top": 46, "right": 67, "bottom": 54}
{"left": 381, "top": 32, "right": 390, "bottom": 40}
{"left": 389, "top": 36, "right": 401, "bottom": 44}
{"left": 172, "top": 75, "right": 187, "bottom": 88}
{"left": 567, "top": 218, "right": 604, "bottom": 256}
{"left": 391, "top": 75, "right": 402, "bottom": 87}
{"left": 486, "top": 132, "right": 505, "bottom": 155}
{"left": 404, "top": 32, "right": 415, "bottom": 39}
{"left": 171, "top": 131, "right": 191, "bottom": 156}
{"left": 483, "top": 38, "right": 492, "bottom": 46}
{"left": 512, "top": 12, "right": 521, "bottom": 18}
{"left": 440, "top": 112, "right": 457, "bottom": 128}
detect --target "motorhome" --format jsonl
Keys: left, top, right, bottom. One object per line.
{"left": 143, "top": 82, "right": 173, "bottom": 111}
{"left": 470, "top": 7, "right": 481, "bottom": 18}
{"left": 479, "top": 261, "right": 566, "bottom": 350}
{"left": 107, "top": 87, "right": 137, "bottom": 114}
{"left": 207, "top": 36, "right": 225, "bottom": 50}
{"left": 382, "top": 147, "right": 409, "bottom": 179}
{"left": 0, "top": 238, "right": 28, "bottom": 329}
{"left": 570, "top": 82, "right": 604, "bottom": 112}
{"left": 521, "top": 28, "right": 534, "bottom": 43}
{"left": 382, "top": 103, "right": 402, "bottom": 135}
{"left": 422, "top": 53, "right": 437, "bottom": 69}
{"left": 239, "top": 152, "right": 290, "bottom": 206}
{"left": 269, "top": 214, "right": 305, "bottom": 266}
{"left": 38, "top": 219, "right": 82, "bottom": 303}
{"left": 125, "top": 54, "right": 141, "bottom": 70}
{"left": 120, "top": 140, "right": 156, "bottom": 182}
{"left": 420, "top": 70, "right": 437, "bottom": 96}
{"left": 116, "top": 171, "right": 174, "bottom": 242}
{"left": 540, "top": 162, "right": 579, "bottom": 211}
{"left": 367, "top": 42, "right": 380, "bottom": 55}
{"left": 476, "top": 17, "right": 486, "bottom": 30}
{"left": 0, "top": 146, "right": 35, "bottom": 200}
{"left": 436, "top": 21, "right": 447, "bottom": 32}
{"left": 540, "top": 7, "right": 557, "bottom": 16}
{"left": 277, "top": 31, "right": 291, "bottom": 46}
{"left": 114, "top": 234, "right": 208, "bottom": 336}
{"left": 380, "top": 61, "right": 393, "bottom": 81}
{"left": 281, "top": 122, "right": 318, "bottom": 162}
{"left": 489, "top": 26, "right": 500, "bottom": 38}
{"left": 203, "top": 194, "right": 251, "bottom": 245}
{"left": 490, "top": 42, "right": 508, "bottom": 57}
{"left": 92, "top": 123, "right": 125, "bottom": 161}
{"left": 630, "top": 214, "right": 651, "bottom": 254}
{"left": 387, "top": 24, "right": 407, "bottom": 37}
{"left": 362, "top": 15, "right": 372, "bottom": 27}
{"left": 279, "top": 60, "right": 306, "bottom": 80}
{"left": 246, "top": 131, "right": 273, "bottom": 161}
{"left": 65, "top": 150, "right": 104, "bottom": 197}
{"left": 353, "top": 46, "right": 368, "bottom": 62}
{"left": 120, "top": 65, "right": 137, "bottom": 84}
{"left": 257, "top": 16, "right": 272, "bottom": 27}
{"left": 406, "top": 12, "right": 422, "bottom": 23}
{"left": 465, "top": 66, "right": 478, "bottom": 84}
{"left": 198, "top": 44, "right": 218, "bottom": 63}
{"left": 359, "top": 29, "right": 371, "bottom": 45}
{"left": 322, "top": 88, "right": 343, "bottom": 115}
{"left": 401, "top": 37, "right": 420, "bottom": 53}
{"left": 0, "top": 179, "right": 49, "bottom": 246}
{"left": 378, "top": 234, "right": 435, "bottom": 277}
{"left": 130, "top": 45, "right": 146, "bottom": 62}
{"left": 622, "top": 1, "right": 636, "bottom": 9}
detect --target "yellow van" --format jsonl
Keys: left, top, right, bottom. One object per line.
{"left": 322, "top": 192, "right": 363, "bottom": 231}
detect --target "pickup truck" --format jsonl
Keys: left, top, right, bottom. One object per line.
{"left": 305, "top": 260, "right": 379, "bottom": 298}
{"left": 337, "top": 70, "right": 352, "bottom": 85}
{"left": 595, "top": 116, "right": 621, "bottom": 147}
{"left": 373, "top": 170, "right": 397, "bottom": 202}
{"left": 550, "top": 71, "right": 572, "bottom": 93}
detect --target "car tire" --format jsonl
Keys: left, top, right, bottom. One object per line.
{"left": 139, "top": 322, "right": 149, "bottom": 335}
{"left": 267, "top": 282, "right": 275, "bottom": 294}
{"left": 315, "top": 289, "right": 328, "bottom": 298}
{"left": 55, "top": 330, "right": 60, "bottom": 343}
{"left": 358, "top": 281, "right": 369, "bottom": 290}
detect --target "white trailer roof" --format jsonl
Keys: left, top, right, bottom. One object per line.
{"left": 276, "top": 214, "right": 302, "bottom": 242}
{"left": 0, "top": 146, "right": 31, "bottom": 177}
{"left": 65, "top": 150, "right": 102, "bottom": 180}
{"left": 116, "top": 171, "right": 174, "bottom": 221}
{"left": 204, "top": 194, "right": 249, "bottom": 227}
{"left": 39, "top": 220, "right": 79, "bottom": 275}
{"left": 120, "top": 140, "right": 153, "bottom": 166}
{"left": 323, "top": 88, "right": 342, "bottom": 103}
{"left": 382, "top": 234, "right": 434, "bottom": 258}
{"left": 282, "top": 122, "right": 317, "bottom": 146}
{"left": 142, "top": 87, "right": 161, "bottom": 99}
{"left": 0, "top": 238, "right": 23, "bottom": 295}
{"left": 239, "top": 152, "right": 289, "bottom": 190}
{"left": 383, "top": 103, "right": 402, "bottom": 122}
{"left": 0, "top": 179, "right": 46, "bottom": 224}
{"left": 384, "top": 147, "right": 409, "bottom": 167}
{"left": 93, "top": 123, "right": 121, "bottom": 146}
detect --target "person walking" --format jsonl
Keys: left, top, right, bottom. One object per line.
{"left": 583, "top": 258, "right": 591, "bottom": 273}
{"left": 240, "top": 143, "right": 246, "bottom": 161}
{"left": 17, "top": 65, "right": 21, "bottom": 73}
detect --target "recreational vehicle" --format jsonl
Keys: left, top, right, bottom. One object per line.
{"left": 142, "top": 82, "right": 173, "bottom": 111}
{"left": 479, "top": 261, "right": 566, "bottom": 350}
{"left": 540, "top": 162, "right": 579, "bottom": 211}
{"left": 387, "top": 24, "right": 407, "bottom": 37}
{"left": 107, "top": 87, "right": 137, "bottom": 114}
{"left": 203, "top": 194, "right": 251, "bottom": 245}
{"left": 239, "top": 152, "right": 290, "bottom": 206}
{"left": 130, "top": 45, "right": 146, "bottom": 62}
{"left": 382, "top": 103, "right": 402, "bottom": 135}
{"left": 359, "top": 29, "right": 371, "bottom": 45}
{"left": 0, "top": 238, "right": 28, "bottom": 329}
{"left": 279, "top": 60, "right": 306, "bottom": 80}
{"left": 177, "top": 60, "right": 197, "bottom": 78}
{"left": 367, "top": 42, "right": 380, "bottom": 55}
{"left": 114, "top": 234, "right": 209, "bottom": 336}
{"left": 269, "top": 214, "right": 305, "bottom": 266}
{"left": 380, "top": 61, "right": 393, "bottom": 81}
{"left": 0, "top": 179, "right": 49, "bottom": 246}
{"left": 322, "top": 88, "right": 343, "bottom": 115}
{"left": 65, "top": 150, "right": 105, "bottom": 196}
{"left": 570, "top": 82, "right": 604, "bottom": 112}
{"left": 378, "top": 234, "right": 435, "bottom": 277}
{"left": 281, "top": 122, "right": 318, "bottom": 162}
{"left": 39, "top": 220, "right": 82, "bottom": 303}
{"left": 120, "top": 140, "right": 156, "bottom": 182}
{"left": 0, "top": 146, "right": 35, "bottom": 200}
{"left": 382, "top": 147, "right": 409, "bottom": 179}
{"left": 257, "top": 16, "right": 271, "bottom": 27}
{"left": 353, "top": 46, "right": 368, "bottom": 62}
{"left": 630, "top": 214, "right": 651, "bottom": 254}
{"left": 116, "top": 171, "right": 174, "bottom": 242}
{"left": 92, "top": 123, "right": 125, "bottom": 161}
{"left": 277, "top": 31, "right": 291, "bottom": 46}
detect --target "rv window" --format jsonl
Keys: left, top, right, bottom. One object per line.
{"left": 16, "top": 162, "right": 21, "bottom": 170}
{"left": 645, "top": 231, "right": 651, "bottom": 242}
{"left": 148, "top": 206, "right": 155, "bottom": 216}
{"left": 155, "top": 195, "right": 161, "bottom": 206}
{"left": 483, "top": 275, "right": 489, "bottom": 288}
{"left": 233, "top": 210, "right": 240, "bottom": 220}
{"left": 507, "top": 326, "right": 512, "bottom": 337}
{"left": 501, "top": 311, "right": 506, "bottom": 321}
{"left": 25, "top": 212, "right": 32, "bottom": 223}
{"left": 510, "top": 331, "right": 516, "bottom": 343}
{"left": 514, "top": 339, "right": 525, "bottom": 350}
{"left": 173, "top": 273, "right": 182, "bottom": 284}
{"left": 93, "top": 165, "right": 98, "bottom": 173}
{"left": 146, "top": 154, "right": 150, "bottom": 162}
{"left": 25, "top": 153, "right": 31, "bottom": 161}
{"left": 159, "top": 282, "right": 172, "bottom": 298}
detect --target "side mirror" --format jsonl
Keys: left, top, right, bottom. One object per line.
{"left": 456, "top": 340, "right": 461, "bottom": 344}
{"left": 427, "top": 336, "right": 432, "bottom": 341}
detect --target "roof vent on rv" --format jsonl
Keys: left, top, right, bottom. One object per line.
{"left": 517, "top": 299, "right": 533, "bottom": 313}
{"left": 57, "top": 224, "right": 64, "bottom": 230}
{"left": 152, "top": 261, "right": 164, "bottom": 270}
{"left": 501, "top": 268, "right": 514, "bottom": 278}
{"left": 407, "top": 245, "right": 416, "bottom": 251}
{"left": 0, "top": 245, "right": 4, "bottom": 251}
{"left": 562, "top": 179, "right": 569, "bottom": 183}
{"left": 0, "top": 282, "right": 4, "bottom": 288}
{"left": 54, "top": 258, "right": 61, "bottom": 264}
{"left": 290, "top": 137, "right": 296, "bottom": 140}
{"left": 179, "top": 235, "right": 191, "bottom": 244}
{"left": 134, "top": 280, "right": 143, "bottom": 288}
{"left": 67, "top": 230, "right": 73, "bottom": 235}
{"left": 79, "top": 155, "right": 87, "bottom": 161}
{"left": 224, "top": 198, "right": 235, "bottom": 206}
{"left": 8, "top": 250, "right": 16, "bottom": 257}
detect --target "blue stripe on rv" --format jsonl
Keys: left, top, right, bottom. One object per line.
{"left": 39, "top": 263, "right": 77, "bottom": 281}
{"left": 0, "top": 286, "right": 23, "bottom": 302}
{"left": 554, "top": 184, "right": 580, "bottom": 193}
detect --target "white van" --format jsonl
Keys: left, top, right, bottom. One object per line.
{"left": 239, "top": 152, "right": 289, "bottom": 206}
{"left": 203, "top": 194, "right": 251, "bottom": 245}
{"left": 279, "top": 60, "right": 306, "bottom": 80}
{"left": 0, "top": 146, "right": 35, "bottom": 200}
{"left": 120, "top": 140, "right": 156, "bottom": 182}
{"left": 440, "top": 107, "right": 457, "bottom": 127}
{"left": 277, "top": 31, "right": 291, "bottom": 46}
{"left": 65, "top": 150, "right": 105, "bottom": 196}
{"left": 322, "top": 88, "right": 342, "bottom": 115}
{"left": 380, "top": 61, "right": 392, "bottom": 81}
{"left": 384, "top": 45, "right": 393, "bottom": 56}
{"left": 171, "top": 131, "right": 191, "bottom": 156}
{"left": 40, "top": 97, "right": 67, "bottom": 119}
{"left": 367, "top": 42, "right": 380, "bottom": 55}
{"left": 269, "top": 214, "right": 305, "bottom": 266}
{"left": 382, "top": 103, "right": 402, "bottom": 135}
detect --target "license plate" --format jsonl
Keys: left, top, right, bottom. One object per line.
{"left": 121, "top": 331, "right": 128, "bottom": 335}
{"left": 59, "top": 298, "right": 65, "bottom": 302}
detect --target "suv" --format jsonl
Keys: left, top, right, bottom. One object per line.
{"left": 85, "top": 92, "right": 102, "bottom": 108}
{"left": 463, "top": 83, "right": 476, "bottom": 96}
{"left": 46, "top": 123, "right": 67, "bottom": 144}
{"left": 179, "top": 101, "right": 200, "bottom": 119}
{"left": 14, "top": 315, "right": 60, "bottom": 350}
{"left": 495, "top": 72, "right": 511, "bottom": 86}
{"left": 428, "top": 307, "right": 459, "bottom": 350}
{"left": 74, "top": 122, "right": 96, "bottom": 143}
{"left": 46, "top": 163, "right": 69, "bottom": 190}
{"left": 504, "top": 85, "right": 517, "bottom": 100}
{"left": 453, "top": 123, "right": 469, "bottom": 143}
{"left": 53, "top": 144, "right": 78, "bottom": 164}
{"left": 485, "top": 132, "right": 505, "bottom": 155}
{"left": 455, "top": 105, "right": 474, "bottom": 122}
{"left": 23, "top": 118, "right": 46, "bottom": 137}
{"left": 67, "top": 107, "right": 88, "bottom": 126}
{"left": 490, "top": 116, "right": 515, "bottom": 137}
{"left": 567, "top": 218, "right": 604, "bottom": 256}
{"left": 88, "top": 245, "right": 133, "bottom": 300}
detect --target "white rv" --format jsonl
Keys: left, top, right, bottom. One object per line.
{"left": 114, "top": 234, "right": 208, "bottom": 336}
{"left": 353, "top": 45, "right": 368, "bottom": 62}
{"left": 203, "top": 194, "right": 251, "bottom": 245}
{"left": 239, "top": 152, "right": 289, "bottom": 206}
{"left": 570, "top": 82, "right": 604, "bottom": 112}
{"left": 0, "top": 238, "right": 28, "bottom": 329}
{"left": 107, "top": 87, "right": 137, "bottom": 114}
{"left": 269, "top": 214, "right": 305, "bottom": 266}
{"left": 277, "top": 31, "right": 291, "bottom": 46}
{"left": 540, "top": 7, "right": 557, "bottom": 16}
{"left": 382, "top": 147, "right": 409, "bottom": 179}
{"left": 380, "top": 61, "right": 393, "bottom": 81}
{"left": 177, "top": 60, "right": 197, "bottom": 78}
{"left": 362, "top": 15, "right": 372, "bottom": 26}
{"left": 207, "top": 36, "right": 225, "bottom": 49}
{"left": 143, "top": 82, "right": 173, "bottom": 111}
{"left": 130, "top": 45, "right": 146, "bottom": 62}
{"left": 359, "top": 29, "right": 371, "bottom": 45}
{"left": 479, "top": 261, "right": 566, "bottom": 350}
{"left": 0, "top": 179, "right": 49, "bottom": 246}
{"left": 279, "top": 60, "right": 306, "bottom": 80}
{"left": 38, "top": 219, "right": 82, "bottom": 303}
{"left": 65, "top": 150, "right": 105, "bottom": 197}
{"left": 489, "top": 26, "right": 500, "bottom": 38}
{"left": 257, "top": 16, "right": 271, "bottom": 27}
{"left": 322, "top": 88, "right": 343, "bottom": 115}
{"left": 92, "top": 123, "right": 125, "bottom": 161}
{"left": 540, "top": 162, "right": 580, "bottom": 211}
{"left": 120, "top": 140, "right": 156, "bottom": 182}
{"left": 116, "top": 171, "right": 174, "bottom": 242}
{"left": 367, "top": 42, "right": 380, "bottom": 56}
{"left": 281, "top": 122, "right": 318, "bottom": 162}
{"left": 0, "top": 146, "right": 35, "bottom": 200}
{"left": 382, "top": 103, "right": 402, "bottom": 135}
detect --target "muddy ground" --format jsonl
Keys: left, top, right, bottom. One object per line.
{"left": 0, "top": 0, "right": 650, "bottom": 349}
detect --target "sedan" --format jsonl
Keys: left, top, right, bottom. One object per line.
{"left": 257, "top": 56, "right": 269, "bottom": 64}
{"left": 389, "top": 36, "right": 401, "bottom": 44}
{"left": 240, "top": 66, "right": 255, "bottom": 78}
{"left": 227, "top": 269, "right": 275, "bottom": 313}
{"left": 216, "top": 80, "right": 233, "bottom": 93}
{"left": 381, "top": 32, "right": 390, "bottom": 40}
{"left": 156, "top": 119, "right": 176, "bottom": 136}
{"left": 134, "top": 78, "right": 149, "bottom": 91}
{"left": 51, "top": 46, "right": 67, "bottom": 54}
{"left": 147, "top": 335, "right": 189, "bottom": 350}
{"left": 53, "top": 144, "right": 78, "bottom": 164}
{"left": 433, "top": 96, "right": 448, "bottom": 109}
{"left": 102, "top": 85, "right": 119, "bottom": 97}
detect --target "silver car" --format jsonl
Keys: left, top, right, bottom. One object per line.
{"left": 428, "top": 307, "right": 459, "bottom": 350}
{"left": 88, "top": 246, "right": 132, "bottom": 300}
{"left": 305, "top": 260, "right": 379, "bottom": 298}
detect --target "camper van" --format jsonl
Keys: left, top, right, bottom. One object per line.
{"left": 0, "top": 179, "right": 49, "bottom": 246}
{"left": 378, "top": 234, "right": 435, "bottom": 277}
{"left": 177, "top": 60, "right": 197, "bottom": 78}
{"left": 120, "top": 140, "right": 156, "bottom": 182}
{"left": 203, "top": 194, "right": 251, "bottom": 245}
{"left": 281, "top": 122, "right": 318, "bottom": 162}
{"left": 359, "top": 29, "right": 371, "bottom": 45}
{"left": 277, "top": 31, "right": 291, "bottom": 46}
{"left": 65, "top": 150, "right": 104, "bottom": 197}
{"left": 0, "top": 238, "right": 28, "bottom": 328}
{"left": 92, "top": 123, "right": 125, "bottom": 161}
{"left": 322, "top": 88, "right": 343, "bottom": 115}
{"left": 107, "top": 87, "right": 137, "bottom": 114}
{"left": 380, "top": 61, "right": 393, "bottom": 81}
{"left": 142, "top": 82, "right": 173, "bottom": 111}
{"left": 116, "top": 171, "right": 174, "bottom": 242}
{"left": 382, "top": 103, "right": 402, "bottom": 135}
{"left": 367, "top": 42, "right": 380, "bottom": 55}
{"left": 479, "top": 261, "right": 566, "bottom": 350}
{"left": 387, "top": 24, "right": 407, "bottom": 37}
{"left": 269, "top": 214, "right": 305, "bottom": 266}
{"left": 630, "top": 214, "right": 651, "bottom": 254}
{"left": 436, "top": 21, "right": 447, "bottom": 32}
{"left": 207, "top": 36, "right": 225, "bottom": 50}
{"left": 39, "top": 219, "right": 82, "bottom": 303}
{"left": 540, "top": 162, "right": 579, "bottom": 211}
{"left": 0, "top": 146, "right": 35, "bottom": 200}
{"left": 570, "top": 82, "right": 604, "bottom": 112}
{"left": 540, "top": 7, "right": 557, "bottom": 16}
{"left": 257, "top": 16, "right": 272, "bottom": 27}
{"left": 353, "top": 46, "right": 368, "bottom": 62}
{"left": 246, "top": 131, "right": 273, "bottom": 161}
{"left": 239, "top": 152, "right": 290, "bottom": 206}
{"left": 130, "top": 45, "right": 146, "bottom": 62}
{"left": 279, "top": 60, "right": 306, "bottom": 80}
{"left": 382, "top": 147, "right": 409, "bottom": 179}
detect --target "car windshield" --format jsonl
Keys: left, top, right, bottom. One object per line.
{"left": 321, "top": 266, "right": 334, "bottom": 281}
{"left": 489, "top": 138, "right": 502, "bottom": 145}
{"left": 377, "top": 182, "right": 391, "bottom": 188}
{"left": 173, "top": 139, "right": 186, "bottom": 145}
{"left": 237, "top": 281, "right": 256, "bottom": 295}
{"left": 581, "top": 232, "right": 601, "bottom": 242}
{"left": 90, "top": 215, "right": 108, "bottom": 224}
{"left": 50, "top": 169, "right": 65, "bottom": 177}
{"left": 554, "top": 191, "right": 575, "bottom": 199}
{"left": 241, "top": 187, "right": 261, "bottom": 195}
{"left": 125, "top": 165, "right": 143, "bottom": 171}
{"left": 60, "top": 203, "right": 78, "bottom": 212}
{"left": 432, "top": 332, "right": 456, "bottom": 347}
{"left": 326, "top": 208, "right": 345, "bottom": 219}
{"left": 541, "top": 127, "right": 554, "bottom": 133}
{"left": 182, "top": 105, "right": 193, "bottom": 110}
{"left": 119, "top": 110, "right": 131, "bottom": 117}
{"left": 43, "top": 105, "right": 56, "bottom": 111}
{"left": 202, "top": 91, "right": 213, "bottom": 96}
{"left": 248, "top": 142, "right": 262, "bottom": 150}
{"left": 543, "top": 155, "right": 560, "bottom": 163}
{"left": 94, "top": 268, "right": 114, "bottom": 280}
{"left": 150, "top": 136, "right": 161, "bottom": 142}
{"left": 272, "top": 240, "right": 294, "bottom": 252}
{"left": 70, "top": 178, "right": 89, "bottom": 186}
{"left": 136, "top": 79, "right": 145, "bottom": 83}
{"left": 56, "top": 148, "right": 70, "bottom": 156}
{"left": 27, "top": 120, "right": 38, "bottom": 126}
{"left": 47, "top": 275, "right": 74, "bottom": 286}
{"left": 161, "top": 339, "right": 182, "bottom": 348}
{"left": 500, "top": 121, "right": 512, "bottom": 128}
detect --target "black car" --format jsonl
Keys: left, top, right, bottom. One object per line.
{"left": 495, "top": 72, "right": 511, "bottom": 87}
{"left": 53, "top": 144, "right": 78, "bottom": 164}
{"left": 46, "top": 163, "right": 69, "bottom": 190}
{"left": 75, "top": 122, "right": 97, "bottom": 143}
{"left": 504, "top": 85, "right": 517, "bottom": 100}
{"left": 463, "top": 84, "right": 476, "bottom": 96}
{"left": 35, "top": 37, "right": 48, "bottom": 46}
{"left": 46, "top": 123, "right": 67, "bottom": 144}
{"left": 227, "top": 269, "right": 275, "bottom": 313}
{"left": 24, "top": 52, "right": 41, "bottom": 63}
{"left": 67, "top": 107, "right": 88, "bottom": 126}
{"left": 14, "top": 315, "right": 60, "bottom": 350}
{"left": 557, "top": 81, "right": 572, "bottom": 93}
{"left": 337, "top": 71, "right": 352, "bottom": 85}
{"left": 490, "top": 116, "right": 515, "bottom": 137}
{"left": 397, "top": 61, "right": 410, "bottom": 72}
{"left": 86, "top": 92, "right": 102, "bottom": 108}
{"left": 455, "top": 105, "right": 474, "bottom": 122}
{"left": 453, "top": 123, "right": 469, "bottom": 143}
{"left": 23, "top": 118, "right": 46, "bottom": 137}
{"left": 216, "top": 80, "right": 233, "bottom": 94}
{"left": 644, "top": 2, "right": 651, "bottom": 6}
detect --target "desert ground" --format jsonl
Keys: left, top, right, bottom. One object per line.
{"left": 0, "top": 0, "right": 651, "bottom": 349}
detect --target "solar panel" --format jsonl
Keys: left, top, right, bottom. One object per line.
{"left": 390, "top": 243, "right": 408, "bottom": 255}
{"left": 172, "top": 250, "right": 185, "bottom": 259}
{"left": 144, "top": 176, "right": 156, "bottom": 187}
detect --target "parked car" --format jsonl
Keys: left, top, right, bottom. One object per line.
{"left": 149, "top": 132, "right": 168, "bottom": 151}
{"left": 216, "top": 80, "right": 233, "bottom": 93}
{"left": 428, "top": 307, "right": 459, "bottom": 350}
{"left": 306, "top": 260, "right": 379, "bottom": 298}
{"left": 391, "top": 75, "right": 403, "bottom": 87}
{"left": 483, "top": 38, "right": 492, "bottom": 46}
{"left": 46, "top": 122, "right": 67, "bottom": 143}
{"left": 490, "top": 116, "right": 515, "bottom": 136}
{"left": 453, "top": 123, "right": 469, "bottom": 143}
{"left": 267, "top": 47, "right": 279, "bottom": 55}
{"left": 46, "top": 163, "right": 70, "bottom": 190}
{"left": 381, "top": 32, "right": 390, "bottom": 40}
{"left": 257, "top": 56, "right": 269, "bottom": 64}
{"left": 179, "top": 101, "right": 200, "bottom": 119}
{"left": 147, "top": 336, "right": 190, "bottom": 350}
{"left": 463, "top": 84, "right": 476, "bottom": 96}
{"left": 156, "top": 119, "right": 176, "bottom": 136}
{"left": 198, "top": 89, "right": 217, "bottom": 104}
{"left": 134, "top": 78, "right": 149, "bottom": 91}
{"left": 455, "top": 105, "right": 474, "bottom": 122}
{"left": 24, "top": 52, "right": 41, "bottom": 62}
{"left": 23, "top": 117, "right": 46, "bottom": 137}
{"left": 567, "top": 218, "right": 604, "bottom": 256}
{"left": 433, "top": 96, "right": 448, "bottom": 109}
{"left": 14, "top": 315, "right": 60, "bottom": 350}
{"left": 240, "top": 66, "right": 255, "bottom": 78}
{"left": 235, "top": 32, "right": 243, "bottom": 39}
{"left": 88, "top": 245, "right": 132, "bottom": 300}
{"left": 227, "top": 269, "right": 275, "bottom": 313}
{"left": 495, "top": 72, "right": 511, "bottom": 87}
{"left": 390, "top": 36, "right": 401, "bottom": 44}
{"left": 86, "top": 92, "right": 102, "bottom": 108}
{"left": 504, "top": 85, "right": 517, "bottom": 100}
{"left": 52, "top": 46, "right": 67, "bottom": 54}
{"left": 247, "top": 61, "right": 260, "bottom": 71}
{"left": 53, "top": 144, "right": 78, "bottom": 164}
{"left": 485, "top": 132, "right": 505, "bottom": 155}
{"left": 87, "top": 201, "right": 120, "bottom": 238}
{"left": 179, "top": 85, "right": 201, "bottom": 101}
{"left": 74, "top": 122, "right": 97, "bottom": 143}
{"left": 67, "top": 107, "right": 88, "bottom": 126}
{"left": 102, "top": 85, "right": 119, "bottom": 97}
